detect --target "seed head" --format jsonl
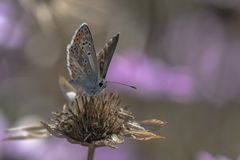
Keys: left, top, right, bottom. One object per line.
{"left": 41, "top": 92, "right": 166, "bottom": 148}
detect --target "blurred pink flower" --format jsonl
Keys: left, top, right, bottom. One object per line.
{"left": 162, "top": 9, "right": 240, "bottom": 104}
{"left": 108, "top": 50, "right": 196, "bottom": 102}
{"left": 196, "top": 151, "right": 230, "bottom": 160}
{"left": 0, "top": 0, "right": 25, "bottom": 50}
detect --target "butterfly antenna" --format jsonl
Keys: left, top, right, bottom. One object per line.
{"left": 107, "top": 81, "right": 137, "bottom": 90}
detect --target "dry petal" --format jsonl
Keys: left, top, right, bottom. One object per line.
{"left": 140, "top": 119, "right": 167, "bottom": 127}
{"left": 129, "top": 130, "right": 165, "bottom": 141}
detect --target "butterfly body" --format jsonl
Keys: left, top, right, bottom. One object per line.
{"left": 67, "top": 23, "right": 119, "bottom": 96}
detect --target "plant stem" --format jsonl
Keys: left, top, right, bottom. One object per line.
{"left": 87, "top": 145, "right": 95, "bottom": 160}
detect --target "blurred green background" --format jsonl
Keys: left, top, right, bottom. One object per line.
{"left": 1, "top": 0, "right": 240, "bottom": 160}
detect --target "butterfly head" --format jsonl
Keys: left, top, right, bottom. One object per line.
{"left": 86, "top": 79, "right": 107, "bottom": 96}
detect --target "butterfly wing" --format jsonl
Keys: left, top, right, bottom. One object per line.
{"left": 59, "top": 76, "right": 77, "bottom": 101}
{"left": 97, "top": 33, "right": 119, "bottom": 79}
{"left": 67, "top": 23, "right": 98, "bottom": 84}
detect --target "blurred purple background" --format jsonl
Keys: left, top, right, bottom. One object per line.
{"left": 1, "top": 0, "right": 240, "bottom": 159}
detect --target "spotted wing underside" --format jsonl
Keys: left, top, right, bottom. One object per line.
{"left": 67, "top": 23, "right": 98, "bottom": 83}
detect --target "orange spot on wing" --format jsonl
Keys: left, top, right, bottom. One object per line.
{"left": 80, "top": 32, "right": 85, "bottom": 37}
{"left": 74, "top": 38, "right": 80, "bottom": 44}
{"left": 74, "top": 32, "right": 85, "bottom": 44}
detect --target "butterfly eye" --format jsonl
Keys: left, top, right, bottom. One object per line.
{"left": 99, "top": 82, "right": 103, "bottom": 87}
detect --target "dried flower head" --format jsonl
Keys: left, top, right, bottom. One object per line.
{"left": 41, "top": 92, "right": 166, "bottom": 148}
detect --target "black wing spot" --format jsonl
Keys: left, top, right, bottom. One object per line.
{"left": 70, "top": 48, "right": 74, "bottom": 52}
{"left": 87, "top": 69, "right": 91, "bottom": 74}
{"left": 87, "top": 52, "right": 91, "bottom": 55}
{"left": 72, "top": 46, "right": 77, "bottom": 51}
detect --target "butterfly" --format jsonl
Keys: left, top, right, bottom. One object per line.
{"left": 66, "top": 23, "right": 119, "bottom": 96}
